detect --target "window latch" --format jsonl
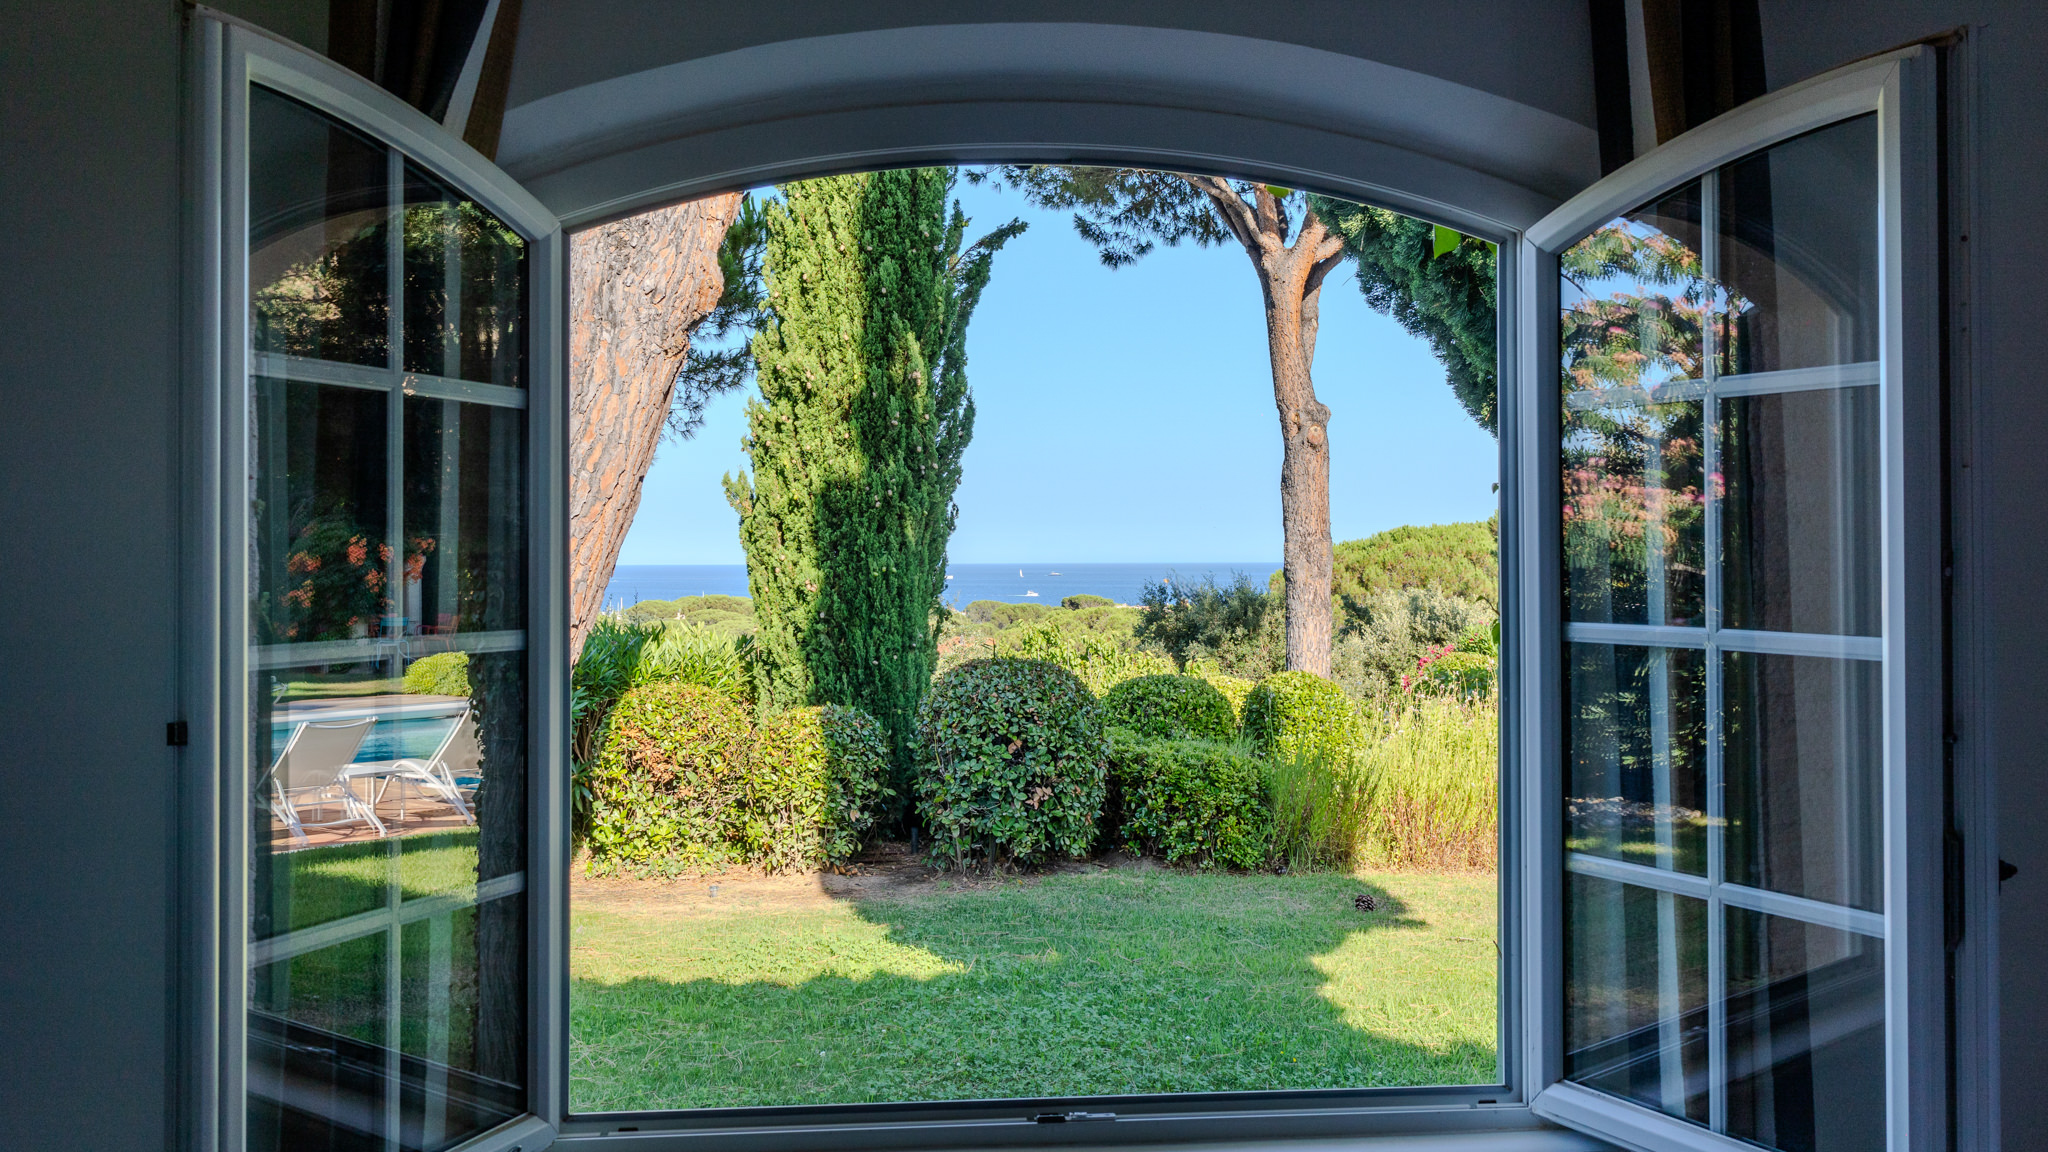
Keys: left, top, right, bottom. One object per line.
{"left": 1035, "top": 1112, "right": 1116, "bottom": 1124}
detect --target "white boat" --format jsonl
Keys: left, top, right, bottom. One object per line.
{"left": 1024, "top": 591, "right": 1039, "bottom": 597}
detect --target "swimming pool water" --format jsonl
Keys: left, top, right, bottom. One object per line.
{"left": 270, "top": 714, "right": 461, "bottom": 764}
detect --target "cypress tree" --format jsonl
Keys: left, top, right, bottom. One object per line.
{"left": 726, "top": 169, "right": 1022, "bottom": 793}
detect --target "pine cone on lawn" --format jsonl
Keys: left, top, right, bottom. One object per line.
{"left": 1354, "top": 893, "right": 1378, "bottom": 913}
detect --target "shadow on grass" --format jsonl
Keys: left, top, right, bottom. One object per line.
{"left": 569, "top": 867, "right": 1498, "bottom": 1112}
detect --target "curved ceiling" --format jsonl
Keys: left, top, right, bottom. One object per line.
{"left": 497, "top": 10, "right": 1603, "bottom": 232}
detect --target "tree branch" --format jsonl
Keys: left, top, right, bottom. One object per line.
{"left": 1178, "top": 173, "right": 1263, "bottom": 256}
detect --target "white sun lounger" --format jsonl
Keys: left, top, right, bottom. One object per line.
{"left": 264, "top": 716, "right": 382, "bottom": 844}
{"left": 341, "top": 706, "right": 476, "bottom": 827}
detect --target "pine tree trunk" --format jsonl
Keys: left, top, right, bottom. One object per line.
{"left": 568, "top": 193, "right": 742, "bottom": 661}
{"left": 1261, "top": 263, "right": 1334, "bottom": 677}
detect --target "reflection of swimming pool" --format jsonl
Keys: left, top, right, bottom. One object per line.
{"left": 270, "top": 714, "right": 460, "bottom": 763}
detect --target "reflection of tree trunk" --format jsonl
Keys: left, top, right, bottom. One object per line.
{"left": 468, "top": 649, "right": 526, "bottom": 1084}
{"left": 568, "top": 193, "right": 742, "bottom": 661}
{"left": 1179, "top": 177, "right": 1344, "bottom": 675}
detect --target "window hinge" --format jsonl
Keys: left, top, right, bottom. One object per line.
{"left": 167, "top": 720, "right": 189, "bottom": 747}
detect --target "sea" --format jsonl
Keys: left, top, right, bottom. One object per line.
{"left": 603, "top": 562, "right": 1282, "bottom": 611}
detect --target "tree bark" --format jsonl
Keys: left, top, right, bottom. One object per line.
{"left": 568, "top": 193, "right": 742, "bottom": 662}
{"left": 1181, "top": 177, "right": 1346, "bottom": 675}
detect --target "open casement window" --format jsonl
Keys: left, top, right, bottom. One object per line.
{"left": 196, "top": 18, "right": 566, "bottom": 1152}
{"left": 1518, "top": 48, "right": 1947, "bottom": 1152}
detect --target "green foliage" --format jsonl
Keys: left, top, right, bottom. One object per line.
{"left": 744, "top": 705, "right": 892, "bottom": 871}
{"left": 670, "top": 193, "right": 773, "bottom": 438}
{"left": 969, "top": 166, "right": 1231, "bottom": 268}
{"left": 1326, "top": 519, "right": 1499, "bottom": 610}
{"left": 1135, "top": 572, "right": 1283, "bottom": 679}
{"left": 1242, "top": 671, "right": 1362, "bottom": 764}
{"left": 728, "top": 170, "right": 1022, "bottom": 801}
{"left": 1263, "top": 748, "right": 1374, "bottom": 872}
{"left": 1107, "top": 730, "right": 1268, "bottom": 869}
{"left": 1099, "top": 675, "right": 1236, "bottom": 742}
{"left": 1187, "top": 663, "right": 1258, "bottom": 723}
{"left": 1354, "top": 697, "right": 1499, "bottom": 869}
{"left": 403, "top": 651, "right": 470, "bottom": 696}
{"left": 913, "top": 659, "right": 1109, "bottom": 868}
{"left": 634, "top": 623, "right": 755, "bottom": 706}
{"left": 619, "top": 594, "right": 756, "bottom": 635}
{"left": 1008, "top": 622, "right": 1174, "bottom": 697}
{"left": 1409, "top": 647, "right": 1495, "bottom": 699}
{"left": 962, "top": 599, "right": 1054, "bottom": 628}
{"left": 584, "top": 683, "right": 755, "bottom": 873}
{"left": 1311, "top": 198, "right": 1498, "bottom": 433}
{"left": 1331, "top": 588, "right": 1495, "bottom": 700}
{"left": 1061, "top": 593, "right": 1113, "bottom": 610}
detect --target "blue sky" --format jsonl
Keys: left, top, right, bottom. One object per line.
{"left": 617, "top": 177, "right": 1499, "bottom": 565}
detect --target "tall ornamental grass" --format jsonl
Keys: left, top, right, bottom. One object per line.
{"left": 1354, "top": 696, "right": 1498, "bottom": 870}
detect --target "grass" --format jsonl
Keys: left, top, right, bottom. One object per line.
{"left": 1355, "top": 697, "right": 1499, "bottom": 870}
{"left": 570, "top": 867, "right": 1497, "bottom": 1111}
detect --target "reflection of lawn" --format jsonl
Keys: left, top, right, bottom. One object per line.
{"left": 257, "top": 829, "right": 485, "bottom": 1062}
{"left": 570, "top": 869, "right": 1497, "bottom": 1111}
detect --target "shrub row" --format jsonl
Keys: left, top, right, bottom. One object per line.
{"left": 583, "top": 683, "right": 889, "bottom": 875}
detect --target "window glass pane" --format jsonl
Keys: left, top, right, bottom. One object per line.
{"left": 402, "top": 397, "right": 527, "bottom": 635}
{"left": 1723, "top": 653, "right": 1883, "bottom": 912}
{"left": 249, "top": 933, "right": 389, "bottom": 1150}
{"left": 1719, "top": 387, "right": 1881, "bottom": 636}
{"left": 249, "top": 87, "right": 389, "bottom": 366}
{"left": 398, "top": 899, "right": 525, "bottom": 1147}
{"left": 253, "top": 377, "right": 391, "bottom": 647}
{"left": 1564, "top": 400, "right": 1705, "bottom": 626}
{"left": 1718, "top": 117, "right": 1879, "bottom": 376}
{"left": 1723, "top": 910, "right": 1885, "bottom": 1152}
{"left": 403, "top": 162, "right": 527, "bottom": 387}
{"left": 1565, "top": 874, "right": 1709, "bottom": 1123}
{"left": 1567, "top": 644, "right": 1708, "bottom": 875}
{"left": 1562, "top": 185, "right": 1708, "bottom": 397}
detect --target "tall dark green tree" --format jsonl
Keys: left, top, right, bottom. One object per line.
{"left": 1309, "top": 200, "right": 1499, "bottom": 433}
{"left": 725, "top": 169, "right": 1022, "bottom": 783}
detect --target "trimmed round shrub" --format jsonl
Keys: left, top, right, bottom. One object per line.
{"left": 745, "top": 705, "right": 892, "bottom": 872}
{"left": 585, "top": 683, "right": 753, "bottom": 873}
{"left": 1410, "top": 648, "right": 1495, "bottom": 698}
{"left": 914, "top": 658, "right": 1108, "bottom": 868}
{"left": 1107, "top": 729, "right": 1268, "bottom": 869}
{"left": 1242, "top": 671, "right": 1362, "bottom": 764}
{"left": 1191, "top": 667, "right": 1257, "bottom": 723}
{"left": 1100, "top": 674, "right": 1236, "bottom": 742}
{"left": 403, "top": 651, "right": 470, "bottom": 696}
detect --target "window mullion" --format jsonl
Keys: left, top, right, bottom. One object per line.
{"left": 1697, "top": 169, "right": 1731, "bottom": 1139}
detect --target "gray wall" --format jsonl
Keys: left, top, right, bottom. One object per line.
{"left": 1, "top": 2, "right": 2043, "bottom": 1149}
{"left": 0, "top": 0, "right": 184, "bottom": 1148}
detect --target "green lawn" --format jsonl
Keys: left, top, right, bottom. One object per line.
{"left": 571, "top": 868, "right": 1498, "bottom": 1111}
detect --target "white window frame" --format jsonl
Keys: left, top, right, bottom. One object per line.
{"left": 184, "top": 13, "right": 1959, "bottom": 1152}
{"left": 1514, "top": 47, "right": 1950, "bottom": 1152}
{"left": 185, "top": 12, "right": 568, "bottom": 1152}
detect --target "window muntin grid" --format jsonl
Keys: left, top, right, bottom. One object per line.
{"left": 1560, "top": 114, "right": 1886, "bottom": 1151}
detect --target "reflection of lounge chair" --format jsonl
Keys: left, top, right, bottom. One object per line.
{"left": 265, "top": 717, "right": 382, "bottom": 844}
{"left": 342, "top": 707, "right": 476, "bottom": 827}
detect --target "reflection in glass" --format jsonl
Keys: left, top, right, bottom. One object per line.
{"left": 403, "top": 162, "right": 527, "bottom": 387}
{"left": 1718, "top": 117, "right": 1879, "bottom": 377}
{"left": 1723, "top": 911, "right": 1885, "bottom": 1152}
{"left": 1567, "top": 644, "right": 1708, "bottom": 874}
{"left": 252, "top": 378, "right": 391, "bottom": 647}
{"left": 403, "top": 397, "right": 527, "bottom": 635}
{"left": 1565, "top": 874, "right": 1709, "bottom": 1122}
{"left": 1564, "top": 400, "right": 1705, "bottom": 626}
{"left": 1720, "top": 387, "right": 1880, "bottom": 636}
{"left": 249, "top": 935, "right": 390, "bottom": 1149}
{"left": 1561, "top": 184, "right": 1707, "bottom": 399}
{"left": 1724, "top": 654, "right": 1883, "bottom": 912}
{"left": 249, "top": 87, "right": 390, "bottom": 366}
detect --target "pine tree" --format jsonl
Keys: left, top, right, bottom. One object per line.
{"left": 726, "top": 169, "right": 1021, "bottom": 787}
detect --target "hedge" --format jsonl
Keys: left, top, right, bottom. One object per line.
{"left": 1107, "top": 729, "right": 1269, "bottom": 869}
{"left": 403, "top": 651, "right": 470, "bottom": 697}
{"left": 584, "top": 683, "right": 753, "bottom": 873}
{"left": 745, "top": 705, "right": 891, "bottom": 871}
{"left": 1242, "top": 671, "right": 1362, "bottom": 764}
{"left": 1099, "top": 674, "right": 1237, "bottom": 742}
{"left": 914, "top": 658, "right": 1108, "bottom": 868}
